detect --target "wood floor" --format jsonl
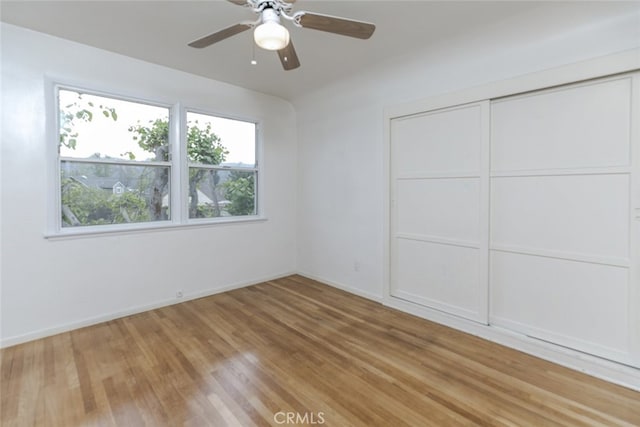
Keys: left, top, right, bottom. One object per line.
{"left": 2, "top": 275, "right": 639, "bottom": 426}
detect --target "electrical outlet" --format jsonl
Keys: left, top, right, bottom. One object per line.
{"left": 354, "top": 261, "right": 360, "bottom": 272}
{"left": 176, "top": 290, "right": 184, "bottom": 298}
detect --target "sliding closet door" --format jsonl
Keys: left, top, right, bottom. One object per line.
{"left": 390, "top": 102, "right": 489, "bottom": 323}
{"left": 489, "top": 75, "right": 638, "bottom": 365}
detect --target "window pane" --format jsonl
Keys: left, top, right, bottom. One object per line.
{"left": 58, "top": 89, "right": 169, "bottom": 162}
{"left": 186, "top": 112, "right": 256, "bottom": 167}
{"left": 188, "top": 168, "right": 256, "bottom": 219}
{"left": 61, "top": 161, "right": 170, "bottom": 227}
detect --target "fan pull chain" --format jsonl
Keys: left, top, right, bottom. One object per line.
{"left": 251, "top": 34, "right": 257, "bottom": 65}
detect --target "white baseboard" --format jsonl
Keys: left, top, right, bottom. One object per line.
{"left": 0, "top": 271, "right": 296, "bottom": 349}
{"left": 296, "top": 272, "right": 384, "bottom": 303}
{"left": 384, "top": 295, "right": 640, "bottom": 392}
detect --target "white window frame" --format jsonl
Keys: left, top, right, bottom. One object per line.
{"left": 46, "top": 81, "right": 263, "bottom": 239}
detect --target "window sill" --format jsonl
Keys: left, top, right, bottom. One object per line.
{"left": 44, "top": 216, "right": 268, "bottom": 241}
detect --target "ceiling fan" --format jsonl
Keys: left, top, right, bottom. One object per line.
{"left": 188, "top": 0, "right": 376, "bottom": 71}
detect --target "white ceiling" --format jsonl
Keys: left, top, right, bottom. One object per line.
{"left": 2, "top": 1, "right": 639, "bottom": 101}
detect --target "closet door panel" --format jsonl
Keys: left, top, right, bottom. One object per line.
{"left": 395, "top": 239, "right": 481, "bottom": 319}
{"left": 396, "top": 178, "right": 480, "bottom": 242}
{"left": 392, "top": 105, "right": 482, "bottom": 175}
{"left": 490, "top": 251, "right": 630, "bottom": 362}
{"left": 491, "top": 174, "right": 629, "bottom": 260}
{"left": 489, "top": 75, "right": 635, "bottom": 365}
{"left": 491, "top": 78, "right": 631, "bottom": 171}
{"left": 390, "top": 102, "right": 489, "bottom": 323}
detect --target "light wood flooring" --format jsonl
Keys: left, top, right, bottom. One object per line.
{"left": 2, "top": 275, "right": 639, "bottom": 426}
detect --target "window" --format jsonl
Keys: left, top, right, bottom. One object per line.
{"left": 58, "top": 89, "right": 171, "bottom": 228}
{"left": 55, "top": 86, "right": 259, "bottom": 233}
{"left": 186, "top": 112, "right": 257, "bottom": 219}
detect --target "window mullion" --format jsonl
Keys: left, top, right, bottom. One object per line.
{"left": 170, "top": 103, "right": 186, "bottom": 224}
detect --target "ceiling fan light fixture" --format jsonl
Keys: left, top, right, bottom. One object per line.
{"left": 254, "top": 20, "right": 290, "bottom": 51}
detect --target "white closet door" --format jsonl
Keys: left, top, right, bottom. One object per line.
{"left": 489, "top": 76, "right": 637, "bottom": 365}
{"left": 390, "top": 102, "right": 489, "bottom": 323}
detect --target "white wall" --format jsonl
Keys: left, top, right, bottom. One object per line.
{"left": 294, "top": 4, "right": 640, "bottom": 300}
{"left": 0, "top": 24, "right": 297, "bottom": 346}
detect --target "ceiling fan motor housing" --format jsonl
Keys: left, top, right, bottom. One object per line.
{"left": 260, "top": 7, "right": 282, "bottom": 25}
{"left": 254, "top": 0, "right": 293, "bottom": 15}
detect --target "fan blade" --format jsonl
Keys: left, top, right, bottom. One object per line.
{"left": 297, "top": 12, "right": 375, "bottom": 39}
{"left": 277, "top": 41, "right": 300, "bottom": 71}
{"left": 188, "top": 23, "right": 252, "bottom": 48}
